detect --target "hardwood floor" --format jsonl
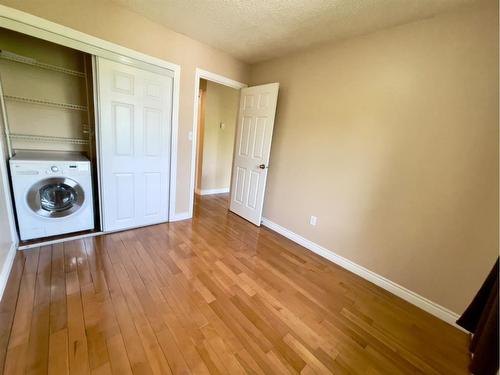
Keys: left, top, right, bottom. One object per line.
{"left": 0, "top": 194, "right": 469, "bottom": 374}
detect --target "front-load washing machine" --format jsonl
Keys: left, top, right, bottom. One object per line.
{"left": 10, "top": 151, "right": 94, "bottom": 241}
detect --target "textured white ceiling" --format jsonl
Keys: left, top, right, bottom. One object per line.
{"left": 110, "top": 0, "right": 477, "bottom": 63}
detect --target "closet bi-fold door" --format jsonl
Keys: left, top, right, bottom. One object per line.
{"left": 97, "top": 57, "right": 173, "bottom": 232}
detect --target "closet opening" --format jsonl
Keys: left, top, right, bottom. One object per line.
{"left": 0, "top": 28, "right": 100, "bottom": 245}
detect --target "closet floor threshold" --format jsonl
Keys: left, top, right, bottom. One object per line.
{"left": 18, "top": 229, "right": 102, "bottom": 250}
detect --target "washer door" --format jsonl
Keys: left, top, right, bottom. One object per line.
{"left": 27, "top": 177, "right": 85, "bottom": 218}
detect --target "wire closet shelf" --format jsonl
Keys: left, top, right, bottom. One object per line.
{"left": 0, "top": 50, "right": 90, "bottom": 155}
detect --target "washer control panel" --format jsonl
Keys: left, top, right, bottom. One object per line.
{"left": 11, "top": 162, "right": 91, "bottom": 176}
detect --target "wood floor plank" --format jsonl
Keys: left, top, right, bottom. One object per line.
{"left": 3, "top": 248, "right": 40, "bottom": 375}
{"left": 65, "top": 268, "right": 90, "bottom": 375}
{"left": 0, "top": 250, "right": 26, "bottom": 373}
{"left": 1, "top": 194, "right": 470, "bottom": 374}
{"left": 48, "top": 328, "right": 69, "bottom": 375}
{"left": 105, "top": 335, "right": 133, "bottom": 375}
{"left": 25, "top": 246, "right": 52, "bottom": 375}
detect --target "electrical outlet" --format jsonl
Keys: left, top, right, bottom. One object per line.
{"left": 220, "top": 122, "right": 225, "bottom": 129}
{"left": 309, "top": 216, "right": 317, "bottom": 226}
{"left": 188, "top": 131, "right": 193, "bottom": 141}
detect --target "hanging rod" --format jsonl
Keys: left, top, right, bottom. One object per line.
{"left": 3, "top": 95, "right": 88, "bottom": 111}
{"left": 9, "top": 133, "right": 89, "bottom": 145}
{"left": 0, "top": 50, "right": 86, "bottom": 77}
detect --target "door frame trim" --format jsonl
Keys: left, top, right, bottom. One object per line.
{"left": 189, "top": 68, "right": 247, "bottom": 219}
{"left": 0, "top": 97, "right": 17, "bottom": 245}
{"left": 0, "top": 4, "right": 181, "bottom": 223}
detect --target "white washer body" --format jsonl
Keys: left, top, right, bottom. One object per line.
{"left": 10, "top": 151, "right": 94, "bottom": 241}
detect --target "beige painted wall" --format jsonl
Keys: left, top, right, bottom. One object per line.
{"left": 197, "top": 81, "right": 239, "bottom": 192}
{"left": 0, "top": 0, "right": 250, "bottom": 215}
{"left": 250, "top": 2, "right": 499, "bottom": 313}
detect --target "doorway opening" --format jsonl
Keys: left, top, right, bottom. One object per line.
{"left": 189, "top": 69, "right": 279, "bottom": 225}
{"left": 194, "top": 79, "right": 240, "bottom": 214}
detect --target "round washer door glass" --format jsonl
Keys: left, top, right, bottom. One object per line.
{"left": 27, "top": 177, "right": 85, "bottom": 218}
{"left": 40, "top": 183, "right": 77, "bottom": 212}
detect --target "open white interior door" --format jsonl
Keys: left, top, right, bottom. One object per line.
{"left": 229, "top": 83, "right": 279, "bottom": 226}
{"left": 97, "top": 57, "right": 173, "bottom": 232}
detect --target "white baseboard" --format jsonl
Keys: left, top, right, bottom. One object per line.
{"left": 0, "top": 242, "right": 17, "bottom": 302}
{"left": 170, "top": 212, "right": 191, "bottom": 222}
{"left": 261, "top": 218, "right": 462, "bottom": 330}
{"left": 196, "top": 187, "right": 230, "bottom": 196}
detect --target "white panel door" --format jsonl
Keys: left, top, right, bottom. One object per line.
{"left": 97, "top": 57, "right": 173, "bottom": 232}
{"left": 230, "top": 83, "right": 279, "bottom": 226}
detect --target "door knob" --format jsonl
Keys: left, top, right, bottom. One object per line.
{"left": 258, "top": 164, "right": 267, "bottom": 169}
